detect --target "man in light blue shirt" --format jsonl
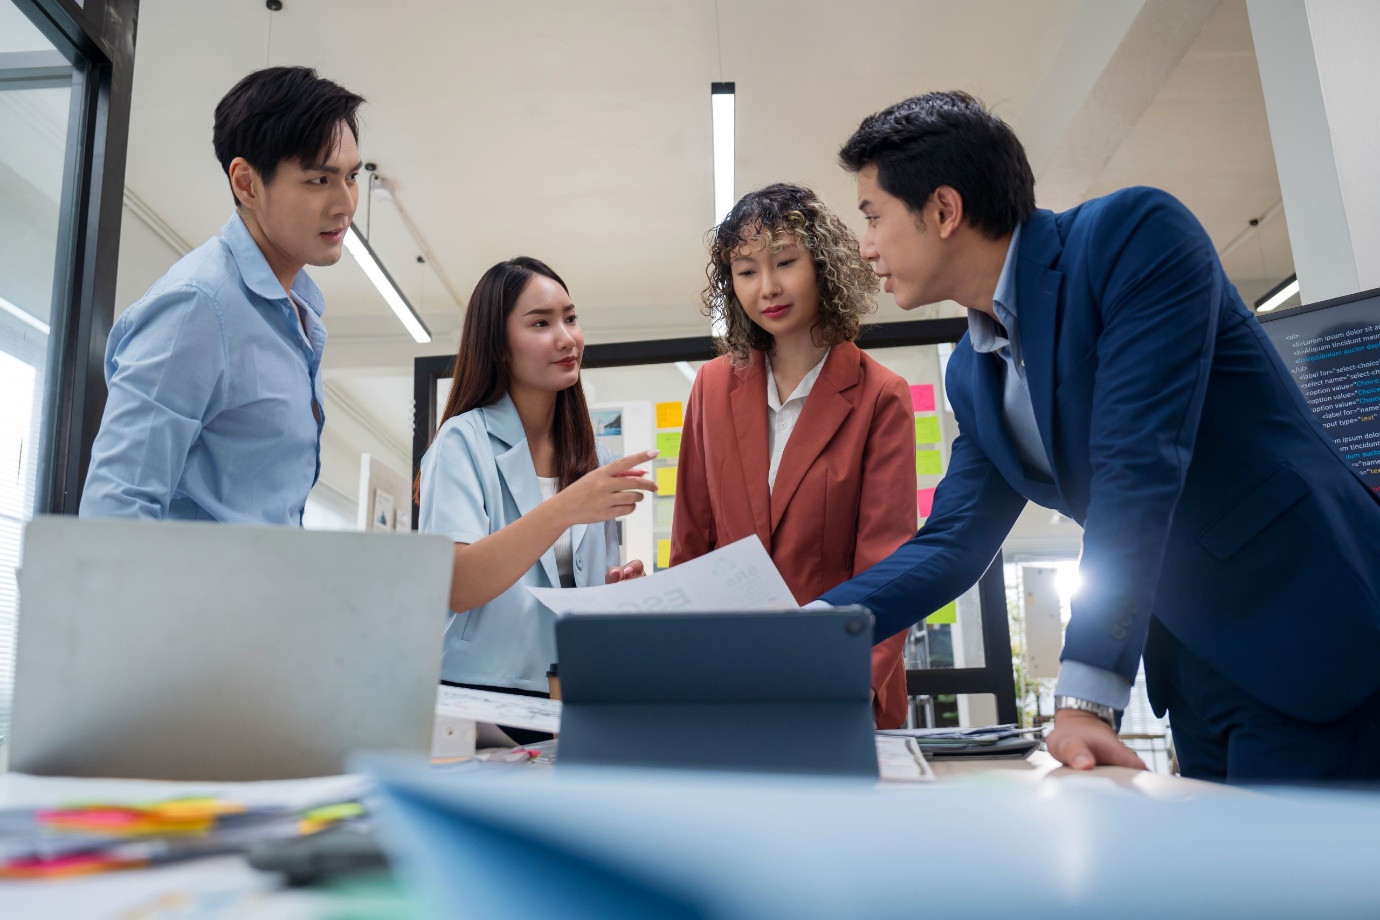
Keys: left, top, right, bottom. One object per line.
{"left": 81, "top": 67, "right": 366, "bottom": 524}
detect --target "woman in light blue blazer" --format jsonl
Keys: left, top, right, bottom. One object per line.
{"left": 418, "top": 257, "right": 655, "bottom": 721}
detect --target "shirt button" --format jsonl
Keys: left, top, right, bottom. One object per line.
{"left": 778, "top": 422, "right": 789, "bottom": 431}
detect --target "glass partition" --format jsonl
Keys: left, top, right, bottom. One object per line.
{"left": 0, "top": 0, "right": 74, "bottom": 736}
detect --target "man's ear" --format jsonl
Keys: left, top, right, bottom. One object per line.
{"left": 227, "top": 157, "right": 260, "bottom": 210}
{"left": 931, "top": 185, "right": 965, "bottom": 240}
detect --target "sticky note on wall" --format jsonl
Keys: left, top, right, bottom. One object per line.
{"left": 655, "top": 467, "right": 678, "bottom": 496}
{"left": 914, "top": 416, "right": 941, "bottom": 445}
{"left": 916, "top": 449, "right": 943, "bottom": 476}
{"left": 656, "top": 431, "right": 682, "bottom": 457}
{"left": 910, "top": 384, "right": 936, "bottom": 412}
{"left": 917, "top": 487, "right": 935, "bottom": 518}
{"left": 657, "top": 539, "right": 672, "bottom": 569}
{"left": 928, "top": 601, "right": 957, "bottom": 625}
{"left": 656, "top": 401, "right": 684, "bottom": 428}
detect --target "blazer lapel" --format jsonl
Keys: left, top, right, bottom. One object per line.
{"left": 728, "top": 354, "right": 773, "bottom": 549}
{"left": 1013, "top": 210, "right": 1066, "bottom": 489}
{"left": 770, "top": 344, "right": 858, "bottom": 532}
{"left": 487, "top": 397, "right": 562, "bottom": 589}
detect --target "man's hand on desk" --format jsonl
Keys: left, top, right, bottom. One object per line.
{"left": 1046, "top": 709, "right": 1147, "bottom": 771}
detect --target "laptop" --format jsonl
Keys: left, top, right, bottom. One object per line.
{"left": 8, "top": 517, "right": 454, "bottom": 781}
{"left": 555, "top": 608, "right": 879, "bottom": 778}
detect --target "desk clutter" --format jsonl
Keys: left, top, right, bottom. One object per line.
{"left": 0, "top": 774, "right": 371, "bottom": 881}
{"left": 878, "top": 725, "right": 1044, "bottom": 759}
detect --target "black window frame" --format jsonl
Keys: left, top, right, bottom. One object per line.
{"left": 11, "top": 0, "right": 140, "bottom": 515}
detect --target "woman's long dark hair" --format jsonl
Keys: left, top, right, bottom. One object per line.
{"left": 419, "top": 257, "right": 596, "bottom": 499}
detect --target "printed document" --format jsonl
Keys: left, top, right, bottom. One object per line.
{"left": 528, "top": 535, "right": 796, "bottom": 615}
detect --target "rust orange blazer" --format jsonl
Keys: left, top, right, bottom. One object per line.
{"left": 670, "top": 342, "right": 918, "bottom": 728}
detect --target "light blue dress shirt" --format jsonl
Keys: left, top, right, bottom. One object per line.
{"left": 419, "top": 394, "right": 621, "bottom": 690}
{"left": 80, "top": 213, "right": 326, "bottom": 525}
{"left": 969, "top": 225, "right": 1132, "bottom": 711}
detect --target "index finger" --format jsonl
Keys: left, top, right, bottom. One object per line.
{"left": 605, "top": 450, "right": 659, "bottom": 473}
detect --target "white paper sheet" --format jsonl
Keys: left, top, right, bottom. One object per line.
{"left": 0, "top": 771, "right": 369, "bottom": 811}
{"left": 435, "top": 686, "right": 562, "bottom": 733}
{"left": 875, "top": 736, "right": 935, "bottom": 783}
{"left": 528, "top": 536, "right": 796, "bottom": 616}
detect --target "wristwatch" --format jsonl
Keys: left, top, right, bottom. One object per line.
{"left": 1054, "top": 695, "right": 1117, "bottom": 730}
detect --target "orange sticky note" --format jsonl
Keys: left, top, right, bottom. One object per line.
{"left": 916, "top": 449, "right": 943, "bottom": 476}
{"left": 655, "top": 467, "right": 678, "bottom": 496}
{"left": 914, "top": 416, "right": 941, "bottom": 445}
{"left": 657, "top": 539, "right": 671, "bottom": 569}
{"left": 917, "top": 487, "right": 935, "bottom": 517}
{"left": 910, "top": 384, "right": 936, "bottom": 412}
{"left": 656, "top": 401, "right": 684, "bottom": 428}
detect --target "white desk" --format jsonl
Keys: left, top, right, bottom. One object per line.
{"left": 0, "top": 747, "right": 1239, "bottom": 919}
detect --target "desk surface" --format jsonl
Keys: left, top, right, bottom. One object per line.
{"left": 929, "top": 751, "right": 1243, "bottom": 798}
{"left": 0, "top": 750, "right": 1238, "bottom": 919}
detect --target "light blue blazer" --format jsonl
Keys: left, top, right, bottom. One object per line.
{"left": 418, "top": 394, "right": 620, "bottom": 690}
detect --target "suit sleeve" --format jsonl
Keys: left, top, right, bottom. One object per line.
{"left": 1060, "top": 188, "right": 1223, "bottom": 682}
{"left": 79, "top": 285, "right": 226, "bottom": 519}
{"left": 854, "top": 376, "right": 922, "bottom": 728}
{"left": 821, "top": 415, "right": 1027, "bottom": 642}
{"left": 670, "top": 368, "right": 717, "bottom": 564}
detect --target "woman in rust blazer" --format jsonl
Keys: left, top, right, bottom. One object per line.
{"left": 671, "top": 184, "right": 918, "bottom": 728}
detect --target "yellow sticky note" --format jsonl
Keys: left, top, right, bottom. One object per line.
{"left": 656, "top": 466, "right": 678, "bottom": 496}
{"left": 928, "top": 601, "right": 957, "bottom": 625}
{"left": 656, "top": 401, "right": 684, "bottom": 428}
{"left": 916, "top": 449, "right": 943, "bottom": 476}
{"left": 656, "top": 431, "right": 682, "bottom": 457}
{"left": 914, "top": 415, "right": 941, "bottom": 445}
{"left": 657, "top": 539, "right": 672, "bottom": 569}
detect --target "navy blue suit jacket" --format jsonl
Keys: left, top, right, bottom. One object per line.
{"left": 822, "top": 187, "right": 1380, "bottom": 722}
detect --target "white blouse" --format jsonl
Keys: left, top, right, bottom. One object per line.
{"left": 536, "top": 476, "right": 577, "bottom": 588}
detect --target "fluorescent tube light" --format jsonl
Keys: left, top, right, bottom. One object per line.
{"left": 1254, "top": 274, "right": 1299, "bottom": 314}
{"left": 675, "top": 361, "right": 698, "bottom": 384}
{"left": 345, "top": 225, "right": 431, "bottom": 343}
{"left": 0, "top": 293, "right": 49, "bottom": 335}
{"left": 712, "top": 82, "right": 735, "bottom": 226}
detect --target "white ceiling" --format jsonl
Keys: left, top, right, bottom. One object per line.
{"left": 114, "top": 0, "right": 1293, "bottom": 454}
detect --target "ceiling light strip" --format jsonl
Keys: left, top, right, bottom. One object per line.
{"left": 345, "top": 225, "right": 431, "bottom": 344}
{"left": 711, "top": 82, "right": 735, "bottom": 227}
{"left": 1254, "top": 274, "right": 1300, "bottom": 314}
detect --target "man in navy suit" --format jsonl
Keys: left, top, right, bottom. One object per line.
{"left": 822, "top": 91, "right": 1380, "bottom": 782}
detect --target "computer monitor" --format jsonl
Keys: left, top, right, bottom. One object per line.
{"left": 1259, "top": 286, "right": 1380, "bottom": 496}
{"left": 555, "top": 608, "right": 879, "bottom": 778}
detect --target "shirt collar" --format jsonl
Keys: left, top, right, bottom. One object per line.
{"left": 481, "top": 392, "right": 527, "bottom": 449}
{"left": 764, "top": 347, "right": 830, "bottom": 412}
{"left": 968, "top": 223, "right": 1022, "bottom": 355}
{"left": 222, "top": 212, "right": 326, "bottom": 316}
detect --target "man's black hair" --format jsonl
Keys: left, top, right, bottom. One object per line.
{"left": 213, "top": 66, "right": 365, "bottom": 207}
{"left": 839, "top": 91, "right": 1035, "bottom": 239}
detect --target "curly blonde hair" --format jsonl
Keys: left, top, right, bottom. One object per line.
{"left": 703, "top": 183, "right": 879, "bottom": 366}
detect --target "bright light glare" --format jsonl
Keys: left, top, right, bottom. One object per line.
{"left": 712, "top": 90, "right": 735, "bottom": 226}
{"left": 1054, "top": 564, "right": 1083, "bottom": 613}
{"left": 344, "top": 226, "right": 431, "bottom": 344}
{"left": 1256, "top": 278, "right": 1300, "bottom": 313}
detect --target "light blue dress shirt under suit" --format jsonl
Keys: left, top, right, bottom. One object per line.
{"left": 419, "top": 394, "right": 620, "bottom": 690}
{"left": 967, "top": 225, "right": 1130, "bottom": 711}
{"left": 80, "top": 214, "right": 327, "bottom": 525}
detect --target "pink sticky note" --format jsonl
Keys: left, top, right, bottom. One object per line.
{"left": 917, "top": 487, "right": 936, "bottom": 518}
{"left": 910, "top": 384, "right": 936, "bottom": 412}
